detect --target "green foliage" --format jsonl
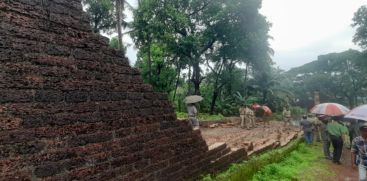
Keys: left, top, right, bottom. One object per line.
{"left": 132, "top": 0, "right": 273, "bottom": 113}
{"left": 176, "top": 112, "right": 224, "bottom": 122}
{"left": 270, "top": 112, "right": 283, "bottom": 121}
{"left": 290, "top": 106, "right": 306, "bottom": 118}
{"left": 135, "top": 43, "right": 177, "bottom": 93}
{"left": 82, "top": 0, "right": 116, "bottom": 33}
{"left": 286, "top": 49, "right": 367, "bottom": 108}
{"left": 200, "top": 139, "right": 303, "bottom": 181}
{"left": 352, "top": 5, "right": 367, "bottom": 49}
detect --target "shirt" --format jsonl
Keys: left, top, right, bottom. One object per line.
{"left": 283, "top": 110, "right": 291, "bottom": 118}
{"left": 351, "top": 136, "right": 367, "bottom": 167}
{"left": 327, "top": 121, "right": 347, "bottom": 137}
{"left": 187, "top": 105, "right": 197, "bottom": 117}
{"left": 300, "top": 119, "right": 313, "bottom": 133}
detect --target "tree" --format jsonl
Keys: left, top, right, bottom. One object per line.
{"left": 132, "top": 0, "right": 272, "bottom": 97}
{"left": 82, "top": 0, "right": 116, "bottom": 33}
{"left": 286, "top": 49, "right": 367, "bottom": 108}
{"left": 352, "top": 5, "right": 367, "bottom": 49}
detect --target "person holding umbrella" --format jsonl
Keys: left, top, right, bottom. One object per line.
{"left": 185, "top": 95, "right": 203, "bottom": 130}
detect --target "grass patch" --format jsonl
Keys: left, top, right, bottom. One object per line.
{"left": 176, "top": 112, "right": 224, "bottom": 122}
{"left": 252, "top": 142, "right": 334, "bottom": 181}
{"left": 201, "top": 139, "right": 303, "bottom": 181}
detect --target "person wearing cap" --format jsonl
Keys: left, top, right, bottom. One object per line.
{"left": 351, "top": 122, "right": 367, "bottom": 180}
{"left": 327, "top": 117, "right": 348, "bottom": 164}
{"left": 300, "top": 115, "right": 313, "bottom": 144}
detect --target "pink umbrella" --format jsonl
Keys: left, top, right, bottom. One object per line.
{"left": 345, "top": 104, "right": 367, "bottom": 121}
{"left": 310, "top": 103, "right": 350, "bottom": 116}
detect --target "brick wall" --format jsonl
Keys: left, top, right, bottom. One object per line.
{"left": 0, "top": 0, "right": 223, "bottom": 180}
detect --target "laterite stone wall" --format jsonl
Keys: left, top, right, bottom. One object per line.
{"left": 0, "top": 0, "right": 213, "bottom": 180}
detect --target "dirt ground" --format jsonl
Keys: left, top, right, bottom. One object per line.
{"left": 200, "top": 120, "right": 300, "bottom": 155}
{"left": 326, "top": 147, "right": 358, "bottom": 181}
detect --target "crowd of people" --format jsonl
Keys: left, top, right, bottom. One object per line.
{"left": 298, "top": 114, "right": 367, "bottom": 180}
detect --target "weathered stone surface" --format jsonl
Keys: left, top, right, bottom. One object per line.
{"left": 0, "top": 0, "right": 240, "bottom": 180}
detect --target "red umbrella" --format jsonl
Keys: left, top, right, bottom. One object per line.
{"left": 262, "top": 106, "right": 272, "bottom": 116}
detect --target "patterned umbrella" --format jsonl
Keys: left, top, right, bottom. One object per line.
{"left": 310, "top": 103, "right": 350, "bottom": 116}
{"left": 345, "top": 104, "right": 367, "bottom": 121}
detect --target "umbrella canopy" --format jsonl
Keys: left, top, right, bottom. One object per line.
{"left": 184, "top": 95, "right": 203, "bottom": 104}
{"left": 345, "top": 104, "right": 367, "bottom": 121}
{"left": 251, "top": 103, "right": 261, "bottom": 110}
{"left": 262, "top": 106, "right": 272, "bottom": 116}
{"left": 310, "top": 103, "right": 350, "bottom": 116}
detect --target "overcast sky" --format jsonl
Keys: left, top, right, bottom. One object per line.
{"left": 260, "top": 0, "right": 365, "bottom": 70}
{"left": 122, "top": 0, "right": 366, "bottom": 70}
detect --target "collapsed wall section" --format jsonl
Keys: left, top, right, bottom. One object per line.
{"left": 0, "top": 0, "right": 212, "bottom": 180}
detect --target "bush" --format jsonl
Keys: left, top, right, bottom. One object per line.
{"left": 290, "top": 106, "right": 306, "bottom": 118}
{"left": 176, "top": 112, "right": 224, "bottom": 122}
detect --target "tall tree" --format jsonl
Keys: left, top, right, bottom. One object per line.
{"left": 115, "top": 0, "right": 125, "bottom": 51}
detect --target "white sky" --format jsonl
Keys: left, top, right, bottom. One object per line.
{"left": 260, "top": 0, "right": 366, "bottom": 70}
{"left": 121, "top": 0, "right": 366, "bottom": 70}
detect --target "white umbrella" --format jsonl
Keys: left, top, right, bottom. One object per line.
{"left": 184, "top": 95, "right": 203, "bottom": 104}
{"left": 345, "top": 104, "right": 367, "bottom": 121}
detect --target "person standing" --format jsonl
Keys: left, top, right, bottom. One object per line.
{"left": 300, "top": 115, "right": 313, "bottom": 144}
{"left": 327, "top": 118, "right": 348, "bottom": 164}
{"left": 319, "top": 115, "right": 332, "bottom": 159}
{"left": 239, "top": 105, "right": 254, "bottom": 129}
{"left": 239, "top": 105, "right": 246, "bottom": 129}
{"left": 283, "top": 107, "right": 292, "bottom": 126}
{"left": 187, "top": 103, "right": 199, "bottom": 130}
{"left": 351, "top": 122, "right": 367, "bottom": 180}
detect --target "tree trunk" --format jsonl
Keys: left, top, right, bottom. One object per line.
{"left": 115, "top": 0, "right": 124, "bottom": 52}
{"left": 210, "top": 90, "right": 219, "bottom": 115}
{"left": 187, "top": 66, "right": 192, "bottom": 95}
{"left": 192, "top": 61, "right": 201, "bottom": 95}
{"left": 244, "top": 62, "right": 249, "bottom": 97}
{"left": 172, "top": 65, "right": 181, "bottom": 101}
